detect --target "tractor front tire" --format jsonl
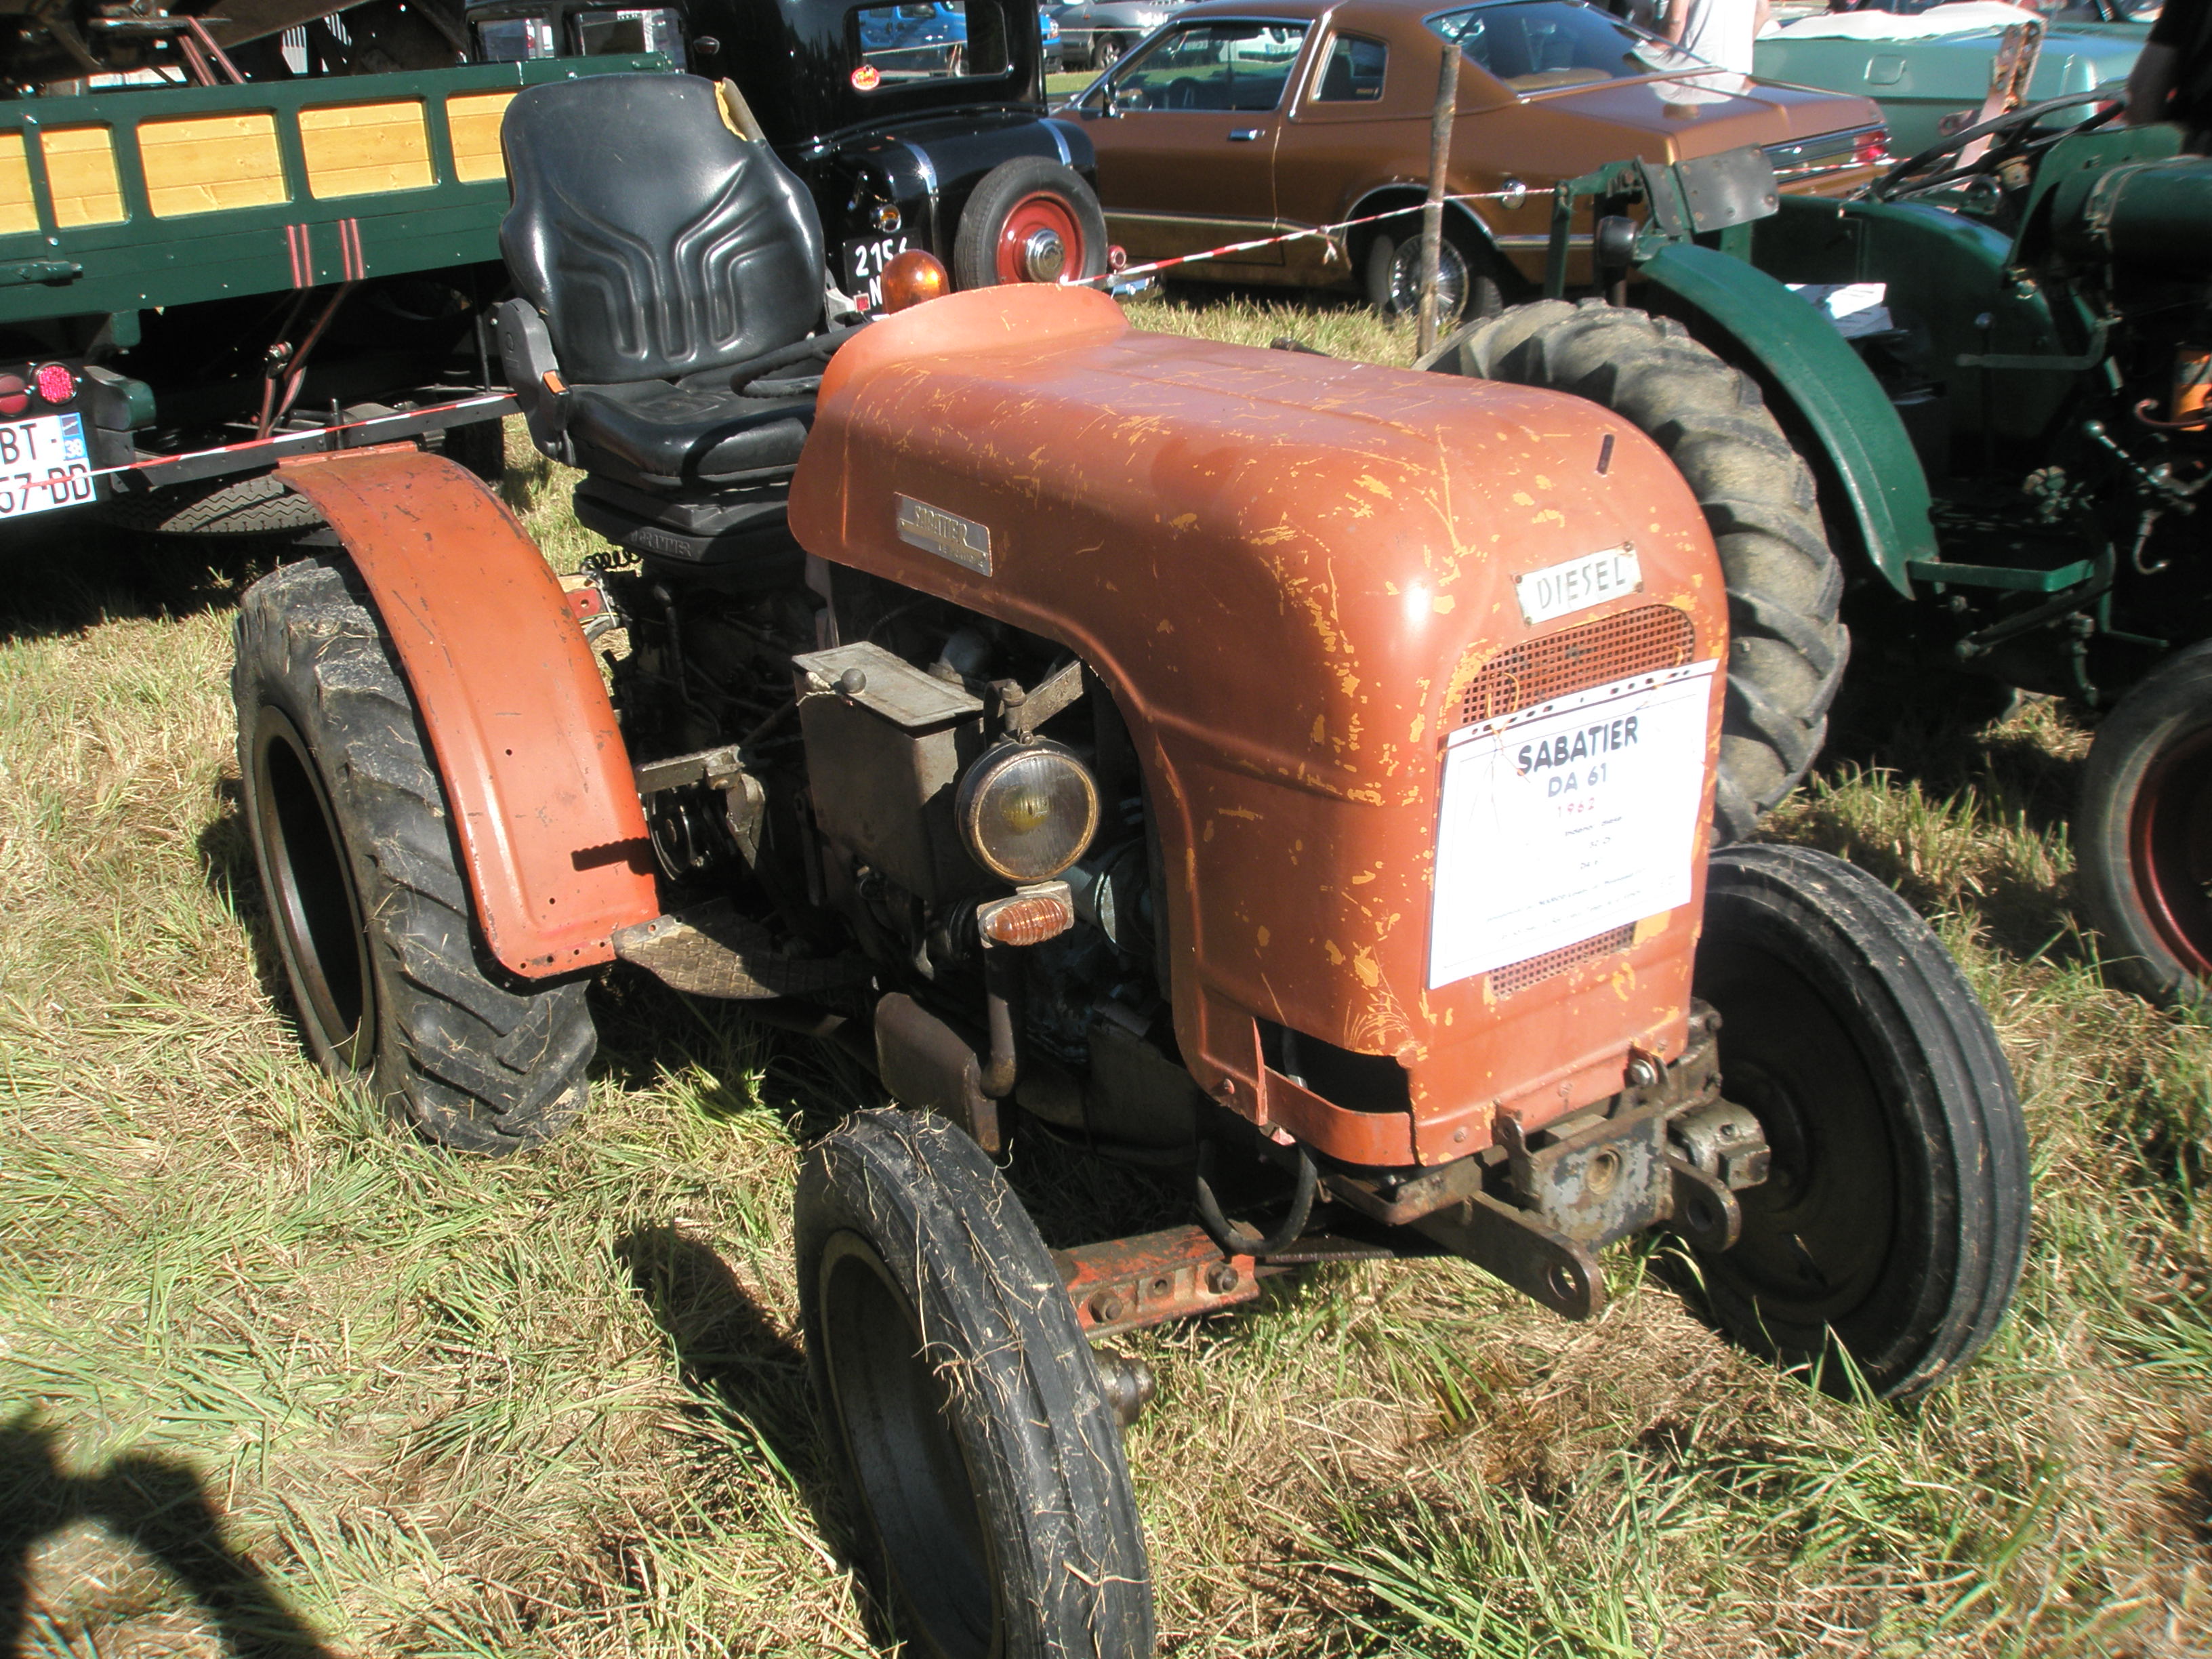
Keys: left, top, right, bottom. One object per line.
{"left": 233, "top": 554, "right": 595, "bottom": 1153}
{"left": 2076, "top": 640, "right": 2212, "bottom": 1008}
{"left": 1425, "top": 300, "right": 1847, "bottom": 842}
{"left": 797, "top": 1109, "right": 1154, "bottom": 1659}
{"left": 1694, "top": 844, "right": 2028, "bottom": 1397}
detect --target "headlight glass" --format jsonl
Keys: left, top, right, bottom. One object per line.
{"left": 958, "top": 742, "right": 1101, "bottom": 883}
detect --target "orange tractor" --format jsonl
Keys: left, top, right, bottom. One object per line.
{"left": 232, "top": 72, "right": 2028, "bottom": 1656}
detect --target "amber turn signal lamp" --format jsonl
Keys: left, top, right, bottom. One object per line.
{"left": 879, "top": 249, "right": 950, "bottom": 314}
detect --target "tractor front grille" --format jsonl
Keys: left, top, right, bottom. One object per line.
{"left": 1490, "top": 925, "right": 1637, "bottom": 999}
{"left": 1461, "top": 605, "right": 1699, "bottom": 998}
{"left": 1456, "top": 603, "right": 1697, "bottom": 729}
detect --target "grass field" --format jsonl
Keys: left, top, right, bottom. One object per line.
{"left": 3, "top": 285, "right": 2211, "bottom": 1657}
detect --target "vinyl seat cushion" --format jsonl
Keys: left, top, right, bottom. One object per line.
{"left": 565, "top": 370, "right": 815, "bottom": 488}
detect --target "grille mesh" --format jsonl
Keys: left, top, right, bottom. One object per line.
{"left": 1490, "top": 925, "right": 1636, "bottom": 999}
{"left": 1457, "top": 604, "right": 1696, "bottom": 730}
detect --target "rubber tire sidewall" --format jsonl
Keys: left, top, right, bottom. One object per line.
{"left": 796, "top": 1109, "right": 1154, "bottom": 1659}
{"left": 1696, "top": 843, "right": 2028, "bottom": 1398}
{"left": 2076, "top": 638, "right": 2212, "bottom": 1008}
{"left": 233, "top": 554, "right": 595, "bottom": 1155}
{"left": 952, "top": 157, "right": 1111, "bottom": 289}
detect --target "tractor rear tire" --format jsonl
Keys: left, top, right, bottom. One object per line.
{"left": 232, "top": 554, "right": 595, "bottom": 1154}
{"left": 98, "top": 472, "right": 325, "bottom": 538}
{"left": 1694, "top": 844, "right": 2028, "bottom": 1398}
{"left": 797, "top": 1108, "right": 1154, "bottom": 1659}
{"left": 1424, "top": 300, "right": 1847, "bottom": 842}
{"left": 430, "top": 417, "right": 508, "bottom": 487}
{"left": 2076, "top": 640, "right": 2212, "bottom": 1008}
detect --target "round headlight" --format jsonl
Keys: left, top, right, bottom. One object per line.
{"left": 957, "top": 741, "right": 1100, "bottom": 884}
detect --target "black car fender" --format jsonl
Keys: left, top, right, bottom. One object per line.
{"left": 811, "top": 112, "right": 1100, "bottom": 263}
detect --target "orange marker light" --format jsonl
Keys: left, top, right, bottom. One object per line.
{"left": 851, "top": 63, "right": 881, "bottom": 89}
{"left": 880, "top": 249, "right": 950, "bottom": 313}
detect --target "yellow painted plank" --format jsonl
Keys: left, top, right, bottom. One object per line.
{"left": 138, "top": 112, "right": 287, "bottom": 216}
{"left": 0, "top": 133, "right": 35, "bottom": 235}
{"left": 299, "top": 99, "right": 430, "bottom": 198}
{"left": 41, "top": 126, "right": 123, "bottom": 227}
{"left": 446, "top": 90, "right": 516, "bottom": 184}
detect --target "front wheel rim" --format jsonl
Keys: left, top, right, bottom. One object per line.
{"left": 818, "top": 1229, "right": 1000, "bottom": 1658}
{"left": 1701, "top": 943, "right": 1898, "bottom": 1332}
{"left": 251, "top": 704, "right": 376, "bottom": 1071}
{"left": 2129, "top": 723, "right": 2212, "bottom": 977}
{"left": 996, "top": 190, "right": 1084, "bottom": 283}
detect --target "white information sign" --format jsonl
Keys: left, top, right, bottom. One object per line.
{"left": 1428, "top": 659, "right": 1717, "bottom": 989}
{"left": 1513, "top": 544, "right": 1643, "bottom": 626}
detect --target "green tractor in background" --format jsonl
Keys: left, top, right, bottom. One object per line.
{"left": 1426, "top": 97, "right": 2212, "bottom": 1008}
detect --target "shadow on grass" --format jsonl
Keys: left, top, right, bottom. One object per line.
{"left": 0, "top": 514, "right": 290, "bottom": 647}
{"left": 0, "top": 1411, "right": 333, "bottom": 1657}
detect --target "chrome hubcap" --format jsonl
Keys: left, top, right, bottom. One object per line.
{"left": 1021, "top": 228, "right": 1067, "bottom": 282}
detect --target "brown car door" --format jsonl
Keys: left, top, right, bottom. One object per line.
{"left": 1077, "top": 18, "right": 1313, "bottom": 264}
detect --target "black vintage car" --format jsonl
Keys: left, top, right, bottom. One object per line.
{"left": 464, "top": 0, "right": 1109, "bottom": 304}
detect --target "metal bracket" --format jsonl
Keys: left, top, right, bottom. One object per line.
{"left": 1412, "top": 1189, "right": 1607, "bottom": 1320}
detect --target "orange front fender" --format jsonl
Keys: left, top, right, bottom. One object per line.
{"left": 276, "top": 449, "right": 659, "bottom": 977}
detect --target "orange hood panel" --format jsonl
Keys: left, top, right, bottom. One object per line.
{"left": 790, "top": 287, "right": 1727, "bottom": 1164}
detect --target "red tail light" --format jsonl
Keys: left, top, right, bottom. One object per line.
{"left": 33, "top": 362, "right": 75, "bottom": 405}
{"left": 0, "top": 374, "right": 28, "bottom": 417}
{"left": 1854, "top": 129, "right": 1889, "bottom": 165}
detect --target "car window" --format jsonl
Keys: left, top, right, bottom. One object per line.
{"left": 1313, "top": 34, "right": 1386, "bottom": 100}
{"left": 1428, "top": 1, "right": 1700, "bottom": 91}
{"left": 1109, "top": 22, "right": 1311, "bottom": 112}
{"left": 852, "top": 0, "right": 1012, "bottom": 85}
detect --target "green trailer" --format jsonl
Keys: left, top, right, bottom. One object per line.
{"left": 0, "top": 48, "right": 661, "bottom": 535}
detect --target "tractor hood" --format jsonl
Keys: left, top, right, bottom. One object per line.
{"left": 790, "top": 286, "right": 1728, "bottom": 1165}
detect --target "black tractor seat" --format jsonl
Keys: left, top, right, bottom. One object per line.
{"left": 494, "top": 73, "right": 857, "bottom": 523}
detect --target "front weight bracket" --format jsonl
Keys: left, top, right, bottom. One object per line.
{"left": 1412, "top": 1189, "right": 1607, "bottom": 1320}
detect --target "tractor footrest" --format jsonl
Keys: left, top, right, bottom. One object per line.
{"left": 1906, "top": 557, "right": 2095, "bottom": 594}
{"left": 612, "top": 899, "right": 867, "bottom": 1000}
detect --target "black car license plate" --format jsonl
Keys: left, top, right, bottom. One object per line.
{"left": 844, "top": 234, "right": 913, "bottom": 310}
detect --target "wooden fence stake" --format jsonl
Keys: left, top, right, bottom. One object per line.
{"left": 1418, "top": 41, "right": 1460, "bottom": 359}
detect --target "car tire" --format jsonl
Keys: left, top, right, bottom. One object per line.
{"left": 2075, "top": 640, "right": 2212, "bottom": 1008}
{"left": 1094, "top": 33, "right": 1126, "bottom": 68}
{"left": 233, "top": 553, "right": 596, "bottom": 1154}
{"left": 797, "top": 1107, "right": 1155, "bottom": 1658}
{"left": 953, "top": 157, "right": 1111, "bottom": 289}
{"left": 1424, "top": 299, "right": 1847, "bottom": 843}
{"left": 1364, "top": 217, "right": 1503, "bottom": 329}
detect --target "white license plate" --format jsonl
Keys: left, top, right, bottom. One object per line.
{"left": 0, "top": 412, "right": 94, "bottom": 520}
{"left": 1428, "top": 659, "right": 1717, "bottom": 989}
{"left": 844, "top": 234, "right": 913, "bottom": 311}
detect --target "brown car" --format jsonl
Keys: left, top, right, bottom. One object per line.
{"left": 1061, "top": 0, "right": 1887, "bottom": 316}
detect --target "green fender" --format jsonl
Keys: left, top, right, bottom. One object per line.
{"left": 1640, "top": 242, "right": 1934, "bottom": 596}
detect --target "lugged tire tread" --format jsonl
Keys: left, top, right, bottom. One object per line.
{"left": 1430, "top": 300, "right": 1848, "bottom": 841}
{"left": 796, "top": 1109, "right": 1153, "bottom": 1658}
{"left": 233, "top": 554, "right": 593, "bottom": 1154}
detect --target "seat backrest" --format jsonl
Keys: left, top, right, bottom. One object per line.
{"left": 501, "top": 74, "right": 825, "bottom": 386}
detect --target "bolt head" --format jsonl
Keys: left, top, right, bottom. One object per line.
{"left": 1204, "top": 1263, "right": 1239, "bottom": 1296}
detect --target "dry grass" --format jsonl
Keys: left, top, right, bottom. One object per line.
{"left": 1, "top": 290, "right": 2209, "bottom": 1656}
